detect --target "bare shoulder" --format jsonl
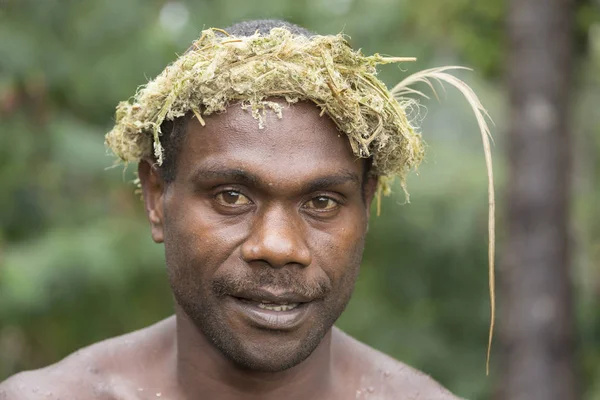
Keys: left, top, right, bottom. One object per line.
{"left": 333, "top": 328, "right": 464, "bottom": 400}
{"left": 0, "top": 366, "right": 91, "bottom": 400}
{"left": 0, "top": 317, "right": 174, "bottom": 400}
{"left": 0, "top": 346, "right": 117, "bottom": 400}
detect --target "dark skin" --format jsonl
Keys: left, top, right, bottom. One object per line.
{"left": 0, "top": 101, "right": 460, "bottom": 400}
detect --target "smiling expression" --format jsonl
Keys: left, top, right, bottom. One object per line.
{"left": 140, "top": 100, "right": 376, "bottom": 372}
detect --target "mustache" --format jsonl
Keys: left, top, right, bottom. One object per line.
{"left": 212, "top": 268, "right": 332, "bottom": 300}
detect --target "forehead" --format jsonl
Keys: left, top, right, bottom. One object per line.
{"left": 175, "top": 101, "right": 363, "bottom": 182}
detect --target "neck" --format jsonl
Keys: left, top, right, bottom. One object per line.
{"left": 172, "top": 307, "right": 336, "bottom": 400}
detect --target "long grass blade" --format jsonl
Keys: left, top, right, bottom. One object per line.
{"left": 392, "top": 67, "right": 496, "bottom": 375}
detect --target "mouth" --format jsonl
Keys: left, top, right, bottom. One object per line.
{"left": 237, "top": 298, "right": 301, "bottom": 312}
{"left": 227, "top": 291, "right": 314, "bottom": 331}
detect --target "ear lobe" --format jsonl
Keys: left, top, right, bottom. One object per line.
{"left": 138, "top": 160, "right": 166, "bottom": 243}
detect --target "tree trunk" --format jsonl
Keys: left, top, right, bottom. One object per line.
{"left": 500, "top": 0, "right": 579, "bottom": 399}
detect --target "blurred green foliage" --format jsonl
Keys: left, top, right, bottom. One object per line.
{"left": 0, "top": 1, "right": 599, "bottom": 399}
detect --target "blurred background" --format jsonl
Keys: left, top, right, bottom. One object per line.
{"left": 0, "top": 0, "right": 599, "bottom": 399}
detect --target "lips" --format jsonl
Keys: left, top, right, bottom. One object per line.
{"left": 227, "top": 289, "right": 315, "bottom": 330}
{"left": 232, "top": 288, "right": 313, "bottom": 304}
{"left": 242, "top": 299, "right": 300, "bottom": 312}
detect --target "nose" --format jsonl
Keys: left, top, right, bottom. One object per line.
{"left": 241, "top": 206, "right": 312, "bottom": 268}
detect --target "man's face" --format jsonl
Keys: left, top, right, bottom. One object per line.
{"left": 142, "top": 101, "right": 376, "bottom": 372}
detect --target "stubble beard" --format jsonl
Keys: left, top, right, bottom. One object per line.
{"left": 169, "top": 260, "right": 361, "bottom": 373}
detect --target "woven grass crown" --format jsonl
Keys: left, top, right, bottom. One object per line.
{"left": 105, "top": 27, "right": 428, "bottom": 195}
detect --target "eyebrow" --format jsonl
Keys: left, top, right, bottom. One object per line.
{"left": 300, "top": 170, "right": 360, "bottom": 193}
{"left": 192, "top": 165, "right": 260, "bottom": 187}
{"left": 191, "top": 163, "right": 360, "bottom": 193}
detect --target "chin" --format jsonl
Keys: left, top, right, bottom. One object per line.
{"left": 174, "top": 286, "right": 346, "bottom": 373}
{"left": 221, "top": 332, "right": 323, "bottom": 373}
{"left": 178, "top": 293, "right": 336, "bottom": 373}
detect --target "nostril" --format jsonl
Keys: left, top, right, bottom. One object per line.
{"left": 240, "top": 210, "right": 312, "bottom": 267}
{"left": 241, "top": 236, "right": 311, "bottom": 268}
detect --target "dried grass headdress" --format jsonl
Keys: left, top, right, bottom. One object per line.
{"left": 105, "top": 26, "right": 495, "bottom": 373}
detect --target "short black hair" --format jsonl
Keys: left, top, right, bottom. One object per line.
{"left": 158, "top": 19, "right": 311, "bottom": 183}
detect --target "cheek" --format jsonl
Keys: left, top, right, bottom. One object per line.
{"left": 163, "top": 199, "right": 249, "bottom": 279}
{"left": 309, "top": 218, "right": 367, "bottom": 283}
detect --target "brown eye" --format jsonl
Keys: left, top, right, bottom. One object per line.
{"left": 215, "top": 191, "right": 251, "bottom": 206}
{"left": 305, "top": 196, "right": 338, "bottom": 211}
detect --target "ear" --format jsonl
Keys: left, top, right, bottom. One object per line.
{"left": 363, "top": 175, "right": 378, "bottom": 222}
{"left": 138, "top": 160, "right": 166, "bottom": 243}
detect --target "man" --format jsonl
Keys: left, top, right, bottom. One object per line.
{"left": 0, "top": 19, "right": 490, "bottom": 399}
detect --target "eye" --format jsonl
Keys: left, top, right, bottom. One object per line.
{"left": 304, "top": 196, "right": 339, "bottom": 211}
{"left": 215, "top": 190, "right": 252, "bottom": 206}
